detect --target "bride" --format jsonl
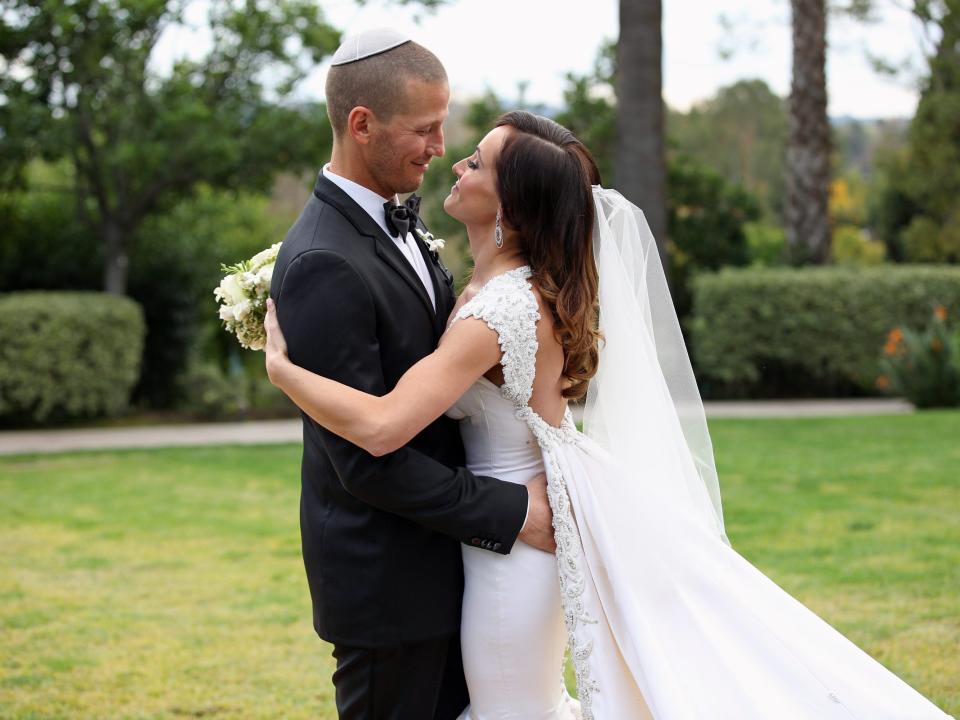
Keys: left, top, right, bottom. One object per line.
{"left": 263, "top": 110, "right": 953, "bottom": 719}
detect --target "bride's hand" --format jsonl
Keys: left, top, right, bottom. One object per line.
{"left": 264, "top": 298, "right": 289, "bottom": 385}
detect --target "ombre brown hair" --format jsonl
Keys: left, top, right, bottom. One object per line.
{"left": 494, "top": 111, "right": 602, "bottom": 400}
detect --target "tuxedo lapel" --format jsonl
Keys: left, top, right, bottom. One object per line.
{"left": 411, "top": 222, "right": 451, "bottom": 337}
{"left": 374, "top": 240, "right": 438, "bottom": 324}
{"left": 313, "top": 174, "right": 437, "bottom": 327}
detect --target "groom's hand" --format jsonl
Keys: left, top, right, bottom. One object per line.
{"left": 518, "top": 473, "right": 556, "bottom": 553}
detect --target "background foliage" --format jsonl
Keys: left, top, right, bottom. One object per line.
{"left": 3, "top": 0, "right": 960, "bottom": 424}
{"left": 0, "top": 292, "right": 144, "bottom": 424}
{"left": 690, "top": 265, "right": 960, "bottom": 398}
{"left": 0, "top": 171, "right": 299, "bottom": 410}
{"left": 878, "top": 307, "right": 960, "bottom": 408}
{"left": 0, "top": 0, "right": 338, "bottom": 294}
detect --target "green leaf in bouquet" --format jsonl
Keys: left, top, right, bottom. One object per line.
{"left": 220, "top": 259, "right": 252, "bottom": 275}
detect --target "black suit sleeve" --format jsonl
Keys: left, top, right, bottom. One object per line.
{"left": 274, "top": 248, "right": 529, "bottom": 554}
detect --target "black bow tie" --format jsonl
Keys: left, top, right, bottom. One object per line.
{"left": 384, "top": 194, "right": 422, "bottom": 239}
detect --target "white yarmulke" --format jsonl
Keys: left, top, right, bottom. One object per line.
{"left": 330, "top": 29, "right": 411, "bottom": 66}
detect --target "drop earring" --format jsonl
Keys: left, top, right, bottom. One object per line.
{"left": 495, "top": 208, "right": 503, "bottom": 249}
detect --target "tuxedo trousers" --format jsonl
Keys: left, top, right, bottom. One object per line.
{"left": 331, "top": 632, "right": 469, "bottom": 720}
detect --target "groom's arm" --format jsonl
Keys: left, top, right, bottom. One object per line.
{"left": 274, "top": 248, "right": 530, "bottom": 555}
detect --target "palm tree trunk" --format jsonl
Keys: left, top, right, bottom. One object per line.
{"left": 616, "top": 0, "right": 668, "bottom": 275}
{"left": 787, "top": 0, "right": 831, "bottom": 264}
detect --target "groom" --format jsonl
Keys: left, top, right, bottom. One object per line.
{"left": 270, "top": 30, "right": 555, "bottom": 719}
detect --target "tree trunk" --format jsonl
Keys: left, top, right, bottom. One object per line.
{"left": 103, "top": 220, "right": 129, "bottom": 296}
{"left": 787, "top": 0, "right": 831, "bottom": 265}
{"left": 616, "top": 0, "right": 668, "bottom": 276}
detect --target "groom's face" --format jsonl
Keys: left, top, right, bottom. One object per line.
{"left": 367, "top": 77, "right": 449, "bottom": 195}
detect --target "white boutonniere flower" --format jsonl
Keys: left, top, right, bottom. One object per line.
{"left": 415, "top": 228, "right": 445, "bottom": 254}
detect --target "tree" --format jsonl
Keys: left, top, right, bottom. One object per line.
{"left": 717, "top": 1, "right": 875, "bottom": 263}
{"left": 556, "top": 48, "right": 761, "bottom": 322}
{"left": 786, "top": 0, "right": 831, "bottom": 264}
{"left": 0, "top": 0, "right": 340, "bottom": 295}
{"left": 865, "top": 0, "right": 960, "bottom": 264}
{"left": 669, "top": 80, "right": 788, "bottom": 221}
{"left": 899, "top": 0, "right": 960, "bottom": 263}
{"left": 555, "top": 41, "right": 617, "bottom": 183}
{"left": 616, "top": 0, "right": 668, "bottom": 273}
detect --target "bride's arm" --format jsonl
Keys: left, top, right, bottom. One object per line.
{"left": 265, "top": 298, "right": 500, "bottom": 457}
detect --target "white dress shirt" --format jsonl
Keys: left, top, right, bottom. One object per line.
{"left": 322, "top": 164, "right": 436, "bottom": 310}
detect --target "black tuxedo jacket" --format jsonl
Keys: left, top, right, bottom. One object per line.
{"left": 270, "top": 172, "right": 529, "bottom": 648}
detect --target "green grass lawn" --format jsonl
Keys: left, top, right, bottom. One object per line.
{"left": 2, "top": 410, "right": 958, "bottom": 718}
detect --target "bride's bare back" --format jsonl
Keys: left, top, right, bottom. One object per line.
{"left": 447, "top": 271, "right": 568, "bottom": 428}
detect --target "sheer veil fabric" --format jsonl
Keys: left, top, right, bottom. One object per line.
{"left": 583, "top": 187, "right": 728, "bottom": 545}
{"left": 567, "top": 188, "right": 953, "bottom": 719}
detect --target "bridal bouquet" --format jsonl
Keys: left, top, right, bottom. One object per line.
{"left": 214, "top": 242, "right": 282, "bottom": 351}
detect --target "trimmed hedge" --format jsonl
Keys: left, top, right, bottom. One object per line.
{"left": 689, "top": 265, "right": 960, "bottom": 396}
{"left": 0, "top": 186, "right": 293, "bottom": 410}
{"left": 0, "top": 292, "right": 145, "bottom": 424}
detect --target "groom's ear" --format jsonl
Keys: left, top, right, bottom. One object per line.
{"left": 347, "top": 106, "right": 375, "bottom": 146}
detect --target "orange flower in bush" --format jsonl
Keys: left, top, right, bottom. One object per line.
{"left": 878, "top": 310, "right": 960, "bottom": 408}
{"left": 883, "top": 327, "right": 904, "bottom": 356}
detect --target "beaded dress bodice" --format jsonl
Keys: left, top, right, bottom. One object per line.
{"left": 444, "top": 266, "right": 580, "bottom": 449}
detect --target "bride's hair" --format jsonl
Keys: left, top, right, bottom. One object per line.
{"left": 494, "top": 110, "right": 602, "bottom": 401}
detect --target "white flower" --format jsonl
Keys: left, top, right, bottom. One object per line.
{"left": 231, "top": 299, "right": 252, "bottom": 322}
{"left": 237, "top": 270, "right": 258, "bottom": 292}
{"left": 218, "top": 304, "right": 236, "bottom": 322}
{"left": 249, "top": 242, "right": 282, "bottom": 271}
{"left": 253, "top": 263, "right": 274, "bottom": 292}
{"left": 415, "top": 229, "right": 445, "bottom": 253}
{"left": 217, "top": 273, "right": 246, "bottom": 305}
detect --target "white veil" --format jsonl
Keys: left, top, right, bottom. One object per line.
{"left": 583, "top": 186, "right": 730, "bottom": 546}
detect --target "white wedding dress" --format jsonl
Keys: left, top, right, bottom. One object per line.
{"left": 446, "top": 265, "right": 954, "bottom": 720}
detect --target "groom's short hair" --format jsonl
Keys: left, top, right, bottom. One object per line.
{"left": 325, "top": 41, "right": 447, "bottom": 138}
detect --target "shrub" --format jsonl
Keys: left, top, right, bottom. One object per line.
{"left": 689, "top": 265, "right": 960, "bottom": 398}
{"left": 175, "top": 362, "right": 249, "bottom": 419}
{"left": 0, "top": 292, "right": 145, "bottom": 424}
{"left": 744, "top": 222, "right": 787, "bottom": 267}
{"left": 174, "top": 359, "right": 294, "bottom": 420}
{"left": 666, "top": 155, "right": 762, "bottom": 321}
{"left": 130, "top": 186, "right": 294, "bottom": 407}
{"left": 901, "top": 213, "right": 960, "bottom": 264}
{"left": 877, "top": 305, "right": 960, "bottom": 408}
{"left": 831, "top": 224, "right": 887, "bottom": 266}
{"left": 0, "top": 185, "right": 102, "bottom": 291}
{"left": 667, "top": 155, "right": 759, "bottom": 273}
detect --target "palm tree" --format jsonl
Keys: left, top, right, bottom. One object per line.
{"left": 615, "top": 0, "right": 668, "bottom": 274}
{"left": 787, "top": 0, "right": 831, "bottom": 264}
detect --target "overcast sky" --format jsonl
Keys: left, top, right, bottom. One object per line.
{"left": 156, "top": 0, "right": 931, "bottom": 119}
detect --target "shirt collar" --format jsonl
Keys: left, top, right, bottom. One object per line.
{"left": 322, "top": 163, "right": 398, "bottom": 240}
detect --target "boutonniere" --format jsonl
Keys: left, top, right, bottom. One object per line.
{"left": 415, "top": 228, "right": 446, "bottom": 255}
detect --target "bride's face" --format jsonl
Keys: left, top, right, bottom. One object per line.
{"left": 444, "top": 125, "right": 511, "bottom": 225}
